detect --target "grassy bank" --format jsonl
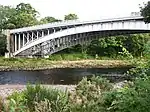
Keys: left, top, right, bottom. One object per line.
{"left": 0, "top": 56, "right": 133, "bottom": 71}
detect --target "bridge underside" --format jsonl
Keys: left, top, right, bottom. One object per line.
{"left": 15, "top": 30, "right": 150, "bottom": 57}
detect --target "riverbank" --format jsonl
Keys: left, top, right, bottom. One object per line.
{"left": 0, "top": 58, "right": 133, "bottom": 71}
{"left": 0, "top": 81, "right": 126, "bottom": 99}
{"left": 0, "top": 85, "right": 76, "bottom": 99}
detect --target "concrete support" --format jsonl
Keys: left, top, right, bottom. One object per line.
{"left": 3, "top": 30, "right": 11, "bottom": 58}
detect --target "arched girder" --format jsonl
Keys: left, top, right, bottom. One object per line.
{"left": 6, "top": 16, "right": 150, "bottom": 57}
{"left": 15, "top": 29, "right": 150, "bottom": 56}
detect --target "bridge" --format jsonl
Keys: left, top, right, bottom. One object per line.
{"left": 3, "top": 16, "right": 150, "bottom": 57}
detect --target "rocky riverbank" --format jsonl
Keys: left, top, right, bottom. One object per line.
{"left": 0, "top": 59, "right": 133, "bottom": 71}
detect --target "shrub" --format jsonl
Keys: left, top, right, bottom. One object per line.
{"left": 48, "top": 54, "right": 63, "bottom": 61}
{"left": 7, "top": 92, "right": 29, "bottom": 112}
{"left": 23, "top": 85, "right": 69, "bottom": 112}
{"left": 7, "top": 85, "right": 69, "bottom": 112}
{"left": 68, "top": 76, "right": 113, "bottom": 112}
{"left": 101, "top": 76, "right": 150, "bottom": 112}
{"left": 6, "top": 99, "right": 29, "bottom": 112}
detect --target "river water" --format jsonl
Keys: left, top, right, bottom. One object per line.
{"left": 0, "top": 67, "right": 131, "bottom": 85}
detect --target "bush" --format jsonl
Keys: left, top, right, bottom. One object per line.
{"left": 48, "top": 54, "right": 63, "bottom": 61}
{"left": 100, "top": 75, "right": 150, "bottom": 112}
{"left": 24, "top": 85, "right": 68, "bottom": 111}
{"left": 8, "top": 85, "right": 69, "bottom": 112}
{"left": 68, "top": 76, "right": 113, "bottom": 112}
{"left": 6, "top": 99, "right": 29, "bottom": 112}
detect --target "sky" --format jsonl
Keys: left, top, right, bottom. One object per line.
{"left": 0, "top": 0, "right": 149, "bottom": 21}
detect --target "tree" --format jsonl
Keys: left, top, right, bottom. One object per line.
{"left": 40, "top": 16, "right": 62, "bottom": 24}
{"left": 140, "top": 1, "right": 150, "bottom": 23}
{"left": 0, "top": 5, "right": 15, "bottom": 55}
{"left": 0, "top": 33, "right": 7, "bottom": 55}
{"left": 8, "top": 3, "right": 39, "bottom": 28}
{"left": 64, "top": 13, "right": 78, "bottom": 20}
{"left": 0, "top": 5, "right": 16, "bottom": 30}
{"left": 0, "top": 3, "right": 40, "bottom": 56}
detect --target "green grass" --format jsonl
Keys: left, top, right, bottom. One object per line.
{"left": 0, "top": 53, "right": 138, "bottom": 71}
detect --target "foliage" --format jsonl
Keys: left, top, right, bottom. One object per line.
{"left": 102, "top": 76, "right": 150, "bottom": 112}
{"left": 86, "top": 34, "right": 148, "bottom": 58}
{"left": 0, "top": 3, "right": 39, "bottom": 29}
{"left": 9, "top": 3, "right": 39, "bottom": 28}
{"left": 40, "top": 16, "right": 62, "bottom": 24}
{"left": 124, "top": 34, "right": 148, "bottom": 57}
{"left": 0, "top": 33, "right": 7, "bottom": 56}
{"left": 68, "top": 76, "right": 113, "bottom": 112}
{"left": 48, "top": 54, "right": 63, "bottom": 61}
{"left": 34, "top": 99, "right": 52, "bottom": 112}
{"left": 64, "top": 13, "right": 78, "bottom": 20}
{"left": 143, "top": 40, "right": 150, "bottom": 58}
{"left": 125, "top": 59, "right": 150, "bottom": 80}
{"left": 140, "top": 1, "right": 150, "bottom": 23}
{"left": 6, "top": 98, "right": 29, "bottom": 112}
{"left": 0, "top": 5, "right": 16, "bottom": 29}
{"left": 8, "top": 84, "right": 69, "bottom": 112}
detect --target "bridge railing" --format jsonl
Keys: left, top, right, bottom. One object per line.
{"left": 10, "top": 16, "right": 144, "bottom": 34}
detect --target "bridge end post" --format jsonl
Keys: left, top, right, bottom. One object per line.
{"left": 3, "top": 30, "right": 13, "bottom": 58}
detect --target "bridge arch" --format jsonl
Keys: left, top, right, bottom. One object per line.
{"left": 4, "top": 16, "right": 150, "bottom": 57}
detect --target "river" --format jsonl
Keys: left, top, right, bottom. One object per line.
{"left": 0, "top": 67, "right": 131, "bottom": 85}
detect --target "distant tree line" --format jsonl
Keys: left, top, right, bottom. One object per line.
{"left": 0, "top": 2, "right": 150, "bottom": 57}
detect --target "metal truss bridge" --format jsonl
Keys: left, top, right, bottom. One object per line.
{"left": 3, "top": 16, "right": 150, "bottom": 57}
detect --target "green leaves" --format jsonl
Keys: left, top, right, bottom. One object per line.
{"left": 40, "top": 17, "right": 62, "bottom": 24}
{"left": 0, "top": 33, "right": 7, "bottom": 55}
{"left": 140, "top": 1, "right": 150, "bottom": 23}
{"left": 0, "top": 3, "right": 39, "bottom": 29}
{"left": 0, "top": 5, "right": 16, "bottom": 29}
{"left": 64, "top": 13, "right": 78, "bottom": 20}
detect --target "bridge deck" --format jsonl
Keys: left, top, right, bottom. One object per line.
{"left": 10, "top": 16, "right": 143, "bottom": 34}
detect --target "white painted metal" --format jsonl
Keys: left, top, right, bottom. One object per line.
{"left": 18, "top": 34, "right": 21, "bottom": 49}
{"left": 8, "top": 16, "right": 150, "bottom": 56}
{"left": 14, "top": 34, "right": 17, "bottom": 52}
{"left": 23, "top": 33, "right": 25, "bottom": 47}
{"left": 10, "top": 16, "right": 143, "bottom": 34}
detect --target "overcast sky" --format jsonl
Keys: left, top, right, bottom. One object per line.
{"left": 0, "top": 0, "right": 149, "bottom": 21}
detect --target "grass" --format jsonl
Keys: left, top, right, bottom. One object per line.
{"left": 0, "top": 53, "right": 136, "bottom": 71}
